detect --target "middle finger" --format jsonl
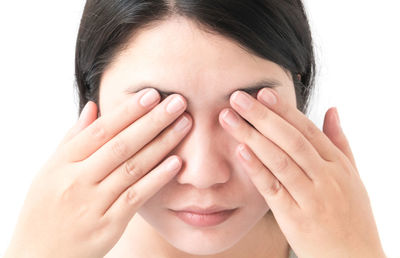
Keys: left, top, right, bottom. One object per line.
{"left": 219, "top": 108, "right": 315, "bottom": 206}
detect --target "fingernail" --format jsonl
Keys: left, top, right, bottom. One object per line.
{"left": 232, "top": 91, "right": 253, "bottom": 110}
{"left": 239, "top": 145, "right": 251, "bottom": 161}
{"left": 167, "top": 96, "right": 185, "bottom": 114}
{"left": 140, "top": 89, "right": 159, "bottom": 107}
{"left": 174, "top": 115, "right": 191, "bottom": 132}
{"left": 222, "top": 110, "right": 239, "bottom": 128}
{"left": 259, "top": 89, "right": 277, "bottom": 106}
{"left": 166, "top": 157, "right": 180, "bottom": 172}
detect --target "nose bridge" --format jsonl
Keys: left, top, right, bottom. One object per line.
{"left": 175, "top": 114, "right": 232, "bottom": 189}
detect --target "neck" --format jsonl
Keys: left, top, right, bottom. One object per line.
{"left": 105, "top": 210, "right": 290, "bottom": 258}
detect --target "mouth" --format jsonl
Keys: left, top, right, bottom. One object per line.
{"left": 168, "top": 206, "right": 238, "bottom": 227}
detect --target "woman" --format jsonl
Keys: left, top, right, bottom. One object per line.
{"left": 4, "top": 0, "right": 386, "bottom": 257}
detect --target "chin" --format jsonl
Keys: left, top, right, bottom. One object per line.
{"left": 166, "top": 234, "right": 243, "bottom": 255}
{"left": 137, "top": 205, "right": 269, "bottom": 256}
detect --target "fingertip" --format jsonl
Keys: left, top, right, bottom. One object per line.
{"left": 66, "top": 102, "right": 97, "bottom": 142}
{"left": 57, "top": 102, "right": 98, "bottom": 152}
{"left": 79, "top": 101, "right": 92, "bottom": 120}
{"left": 332, "top": 107, "right": 341, "bottom": 129}
{"left": 323, "top": 107, "right": 341, "bottom": 136}
{"left": 78, "top": 101, "right": 98, "bottom": 127}
{"left": 218, "top": 108, "right": 233, "bottom": 126}
{"left": 166, "top": 155, "right": 182, "bottom": 172}
{"left": 237, "top": 144, "right": 252, "bottom": 162}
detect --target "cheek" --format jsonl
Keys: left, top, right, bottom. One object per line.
{"left": 234, "top": 169, "right": 270, "bottom": 211}
{"left": 244, "top": 183, "right": 270, "bottom": 212}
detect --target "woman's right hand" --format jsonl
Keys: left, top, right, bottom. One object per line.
{"left": 4, "top": 88, "right": 192, "bottom": 258}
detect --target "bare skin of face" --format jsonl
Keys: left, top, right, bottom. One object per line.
{"left": 100, "top": 16, "right": 295, "bottom": 258}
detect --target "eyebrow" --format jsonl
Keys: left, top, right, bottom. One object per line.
{"left": 124, "top": 78, "right": 282, "bottom": 101}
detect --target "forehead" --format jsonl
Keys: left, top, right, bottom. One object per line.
{"left": 100, "top": 17, "right": 292, "bottom": 104}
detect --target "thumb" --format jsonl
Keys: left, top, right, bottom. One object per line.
{"left": 58, "top": 101, "right": 98, "bottom": 148}
{"left": 323, "top": 107, "right": 358, "bottom": 171}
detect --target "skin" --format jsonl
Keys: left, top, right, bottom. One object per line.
{"left": 101, "top": 16, "right": 295, "bottom": 258}
{"left": 4, "top": 16, "right": 385, "bottom": 258}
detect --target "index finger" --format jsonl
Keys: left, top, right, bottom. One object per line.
{"left": 61, "top": 88, "right": 160, "bottom": 162}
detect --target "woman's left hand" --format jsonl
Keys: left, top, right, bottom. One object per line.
{"left": 219, "top": 88, "right": 386, "bottom": 258}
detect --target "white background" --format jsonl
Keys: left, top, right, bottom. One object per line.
{"left": 0, "top": 1, "right": 399, "bottom": 257}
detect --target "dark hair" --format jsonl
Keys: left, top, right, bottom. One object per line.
{"left": 75, "top": 0, "right": 316, "bottom": 116}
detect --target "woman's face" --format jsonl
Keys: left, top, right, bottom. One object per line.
{"left": 99, "top": 17, "right": 297, "bottom": 255}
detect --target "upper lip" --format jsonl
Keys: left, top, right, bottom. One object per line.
{"left": 170, "top": 205, "right": 237, "bottom": 214}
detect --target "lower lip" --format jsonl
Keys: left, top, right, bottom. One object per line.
{"left": 171, "top": 209, "right": 237, "bottom": 227}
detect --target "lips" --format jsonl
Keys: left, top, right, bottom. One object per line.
{"left": 172, "top": 205, "right": 236, "bottom": 214}
{"left": 169, "top": 205, "right": 238, "bottom": 227}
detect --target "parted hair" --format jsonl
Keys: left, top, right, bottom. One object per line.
{"left": 75, "top": 0, "right": 316, "bottom": 116}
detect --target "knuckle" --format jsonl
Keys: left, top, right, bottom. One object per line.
{"left": 122, "top": 98, "right": 136, "bottom": 114}
{"left": 263, "top": 180, "right": 281, "bottom": 197}
{"left": 280, "top": 104, "right": 291, "bottom": 117}
{"left": 148, "top": 111, "right": 165, "bottom": 126}
{"left": 258, "top": 108, "right": 270, "bottom": 122}
{"left": 158, "top": 134, "right": 177, "bottom": 151}
{"left": 126, "top": 187, "right": 142, "bottom": 206}
{"left": 110, "top": 136, "right": 129, "bottom": 160}
{"left": 59, "top": 179, "right": 81, "bottom": 202}
{"left": 273, "top": 155, "right": 290, "bottom": 173}
{"left": 123, "top": 159, "right": 143, "bottom": 179}
{"left": 252, "top": 161, "right": 266, "bottom": 176}
{"left": 304, "top": 123, "right": 319, "bottom": 139}
{"left": 89, "top": 122, "right": 107, "bottom": 142}
{"left": 245, "top": 161, "right": 263, "bottom": 177}
{"left": 242, "top": 126, "right": 255, "bottom": 142}
{"left": 292, "top": 136, "right": 308, "bottom": 153}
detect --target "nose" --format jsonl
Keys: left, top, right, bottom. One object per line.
{"left": 174, "top": 116, "right": 232, "bottom": 189}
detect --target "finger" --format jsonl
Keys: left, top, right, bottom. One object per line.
{"left": 219, "top": 108, "right": 315, "bottom": 206}
{"left": 234, "top": 143, "right": 300, "bottom": 217}
{"left": 57, "top": 101, "right": 97, "bottom": 149}
{"left": 257, "top": 88, "right": 343, "bottom": 162}
{"left": 102, "top": 155, "right": 181, "bottom": 227}
{"left": 230, "top": 90, "right": 326, "bottom": 182}
{"left": 62, "top": 88, "right": 161, "bottom": 162}
{"left": 95, "top": 113, "right": 192, "bottom": 213}
{"left": 80, "top": 93, "right": 187, "bottom": 183}
{"left": 323, "top": 107, "right": 358, "bottom": 172}
{"left": 235, "top": 145, "right": 302, "bottom": 248}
